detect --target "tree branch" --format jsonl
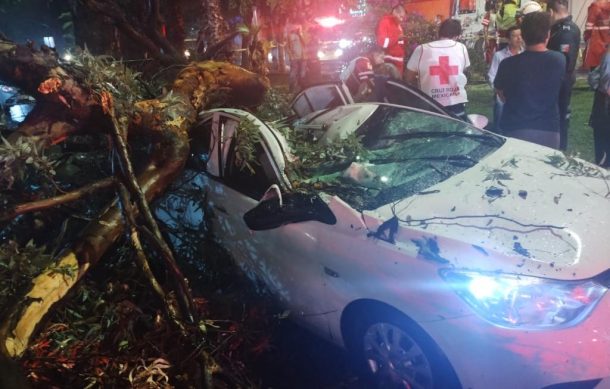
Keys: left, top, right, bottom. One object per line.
{"left": 0, "top": 61, "right": 268, "bottom": 360}
{"left": 1, "top": 177, "right": 117, "bottom": 222}
{"left": 83, "top": 0, "right": 180, "bottom": 65}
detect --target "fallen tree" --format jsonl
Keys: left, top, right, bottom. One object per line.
{"left": 0, "top": 36, "right": 269, "bottom": 387}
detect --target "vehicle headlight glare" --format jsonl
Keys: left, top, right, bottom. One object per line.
{"left": 317, "top": 50, "right": 325, "bottom": 59}
{"left": 334, "top": 48, "right": 343, "bottom": 57}
{"left": 468, "top": 276, "right": 500, "bottom": 300}
{"left": 442, "top": 270, "right": 607, "bottom": 329}
{"left": 339, "top": 39, "right": 352, "bottom": 49}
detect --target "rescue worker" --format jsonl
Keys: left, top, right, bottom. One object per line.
{"left": 516, "top": 1, "right": 543, "bottom": 25}
{"left": 406, "top": 19, "right": 470, "bottom": 121}
{"left": 376, "top": 4, "right": 407, "bottom": 76}
{"left": 340, "top": 54, "right": 375, "bottom": 96}
{"left": 584, "top": 0, "right": 610, "bottom": 70}
{"left": 547, "top": 0, "right": 581, "bottom": 151}
{"left": 340, "top": 47, "right": 400, "bottom": 102}
{"left": 496, "top": 0, "right": 520, "bottom": 49}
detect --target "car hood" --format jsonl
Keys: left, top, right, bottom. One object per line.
{"left": 363, "top": 139, "right": 610, "bottom": 280}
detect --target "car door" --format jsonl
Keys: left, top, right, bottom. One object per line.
{"left": 382, "top": 79, "right": 455, "bottom": 117}
{"left": 292, "top": 80, "right": 457, "bottom": 120}
{"left": 204, "top": 110, "right": 335, "bottom": 336}
{"left": 290, "top": 83, "right": 353, "bottom": 118}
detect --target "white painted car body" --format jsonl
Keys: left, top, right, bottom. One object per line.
{"left": 156, "top": 102, "right": 610, "bottom": 389}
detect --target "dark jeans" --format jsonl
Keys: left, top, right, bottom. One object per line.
{"left": 558, "top": 73, "right": 575, "bottom": 151}
{"left": 492, "top": 95, "right": 504, "bottom": 134}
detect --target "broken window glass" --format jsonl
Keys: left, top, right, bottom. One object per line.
{"left": 296, "top": 105, "right": 503, "bottom": 211}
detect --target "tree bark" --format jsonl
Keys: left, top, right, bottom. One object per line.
{"left": 0, "top": 38, "right": 269, "bottom": 358}
{"left": 1, "top": 177, "right": 117, "bottom": 222}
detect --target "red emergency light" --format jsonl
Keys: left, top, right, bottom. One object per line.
{"left": 314, "top": 16, "right": 345, "bottom": 28}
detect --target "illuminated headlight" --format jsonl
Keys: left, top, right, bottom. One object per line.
{"left": 441, "top": 270, "right": 607, "bottom": 329}
{"left": 338, "top": 39, "right": 352, "bottom": 49}
{"left": 334, "top": 48, "right": 343, "bottom": 58}
{"left": 317, "top": 50, "right": 325, "bottom": 60}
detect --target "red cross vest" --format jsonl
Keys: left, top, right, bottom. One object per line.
{"left": 406, "top": 39, "right": 470, "bottom": 107}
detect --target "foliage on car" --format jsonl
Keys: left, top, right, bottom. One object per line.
{"left": 235, "top": 118, "right": 263, "bottom": 173}
{"left": 277, "top": 124, "right": 369, "bottom": 192}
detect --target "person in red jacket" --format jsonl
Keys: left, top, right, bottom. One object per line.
{"left": 583, "top": 0, "right": 610, "bottom": 70}
{"left": 376, "top": 4, "right": 407, "bottom": 76}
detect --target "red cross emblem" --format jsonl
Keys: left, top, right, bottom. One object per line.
{"left": 429, "top": 56, "right": 458, "bottom": 85}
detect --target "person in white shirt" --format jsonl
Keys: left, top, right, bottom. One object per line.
{"left": 405, "top": 19, "right": 470, "bottom": 120}
{"left": 488, "top": 25, "right": 523, "bottom": 132}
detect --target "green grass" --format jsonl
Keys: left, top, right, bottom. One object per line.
{"left": 466, "top": 79, "right": 596, "bottom": 163}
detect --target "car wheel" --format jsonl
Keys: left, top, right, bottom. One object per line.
{"left": 349, "top": 308, "right": 460, "bottom": 389}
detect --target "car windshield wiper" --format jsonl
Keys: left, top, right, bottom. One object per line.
{"left": 376, "top": 131, "right": 504, "bottom": 146}
{"left": 370, "top": 155, "right": 478, "bottom": 168}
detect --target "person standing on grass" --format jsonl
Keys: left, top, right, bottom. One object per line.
{"left": 590, "top": 45, "right": 610, "bottom": 167}
{"left": 496, "top": 0, "right": 519, "bottom": 50}
{"left": 494, "top": 11, "right": 565, "bottom": 149}
{"left": 405, "top": 19, "right": 470, "bottom": 121}
{"left": 487, "top": 25, "right": 523, "bottom": 133}
{"left": 583, "top": 0, "right": 610, "bottom": 70}
{"left": 547, "top": 0, "right": 581, "bottom": 151}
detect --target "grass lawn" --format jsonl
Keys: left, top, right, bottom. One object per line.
{"left": 466, "top": 79, "right": 596, "bottom": 163}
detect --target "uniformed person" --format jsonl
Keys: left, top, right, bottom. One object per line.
{"left": 583, "top": 0, "right": 610, "bottom": 70}
{"left": 496, "top": 0, "right": 520, "bottom": 49}
{"left": 547, "top": 0, "right": 581, "bottom": 151}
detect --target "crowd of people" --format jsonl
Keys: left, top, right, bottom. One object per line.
{"left": 338, "top": 0, "right": 610, "bottom": 167}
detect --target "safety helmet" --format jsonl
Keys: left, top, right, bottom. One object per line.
{"left": 519, "top": 2, "right": 543, "bottom": 15}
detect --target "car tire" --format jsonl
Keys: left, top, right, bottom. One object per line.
{"left": 347, "top": 307, "right": 461, "bottom": 389}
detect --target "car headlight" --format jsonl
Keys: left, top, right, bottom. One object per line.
{"left": 338, "top": 39, "right": 352, "bottom": 49}
{"left": 441, "top": 270, "right": 607, "bottom": 329}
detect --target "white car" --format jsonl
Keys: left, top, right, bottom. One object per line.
{"left": 156, "top": 90, "right": 610, "bottom": 388}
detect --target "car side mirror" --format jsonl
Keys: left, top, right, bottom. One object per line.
{"left": 467, "top": 114, "right": 489, "bottom": 130}
{"left": 243, "top": 191, "right": 337, "bottom": 231}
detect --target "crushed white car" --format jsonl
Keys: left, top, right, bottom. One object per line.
{"left": 156, "top": 86, "right": 610, "bottom": 388}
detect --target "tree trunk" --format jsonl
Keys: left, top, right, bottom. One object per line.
{"left": 166, "top": 0, "right": 187, "bottom": 54}
{"left": 197, "top": 0, "right": 229, "bottom": 57}
{"left": 0, "top": 37, "right": 269, "bottom": 358}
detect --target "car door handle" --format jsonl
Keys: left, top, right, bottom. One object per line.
{"left": 213, "top": 205, "right": 228, "bottom": 214}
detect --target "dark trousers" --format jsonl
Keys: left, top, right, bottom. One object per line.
{"left": 492, "top": 95, "right": 504, "bottom": 134}
{"left": 558, "top": 73, "right": 575, "bottom": 151}
{"left": 591, "top": 91, "right": 610, "bottom": 167}
{"left": 289, "top": 59, "right": 306, "bottom": 92}
{"left": 445, "top": 103, "right": 468, "bottom": 122}
{"left": 507, "top": 129, "right": 560, "bottom": 149}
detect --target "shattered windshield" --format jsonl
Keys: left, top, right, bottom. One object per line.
{"left": 295, "top": 105, "right": 504, "bottom": 211}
